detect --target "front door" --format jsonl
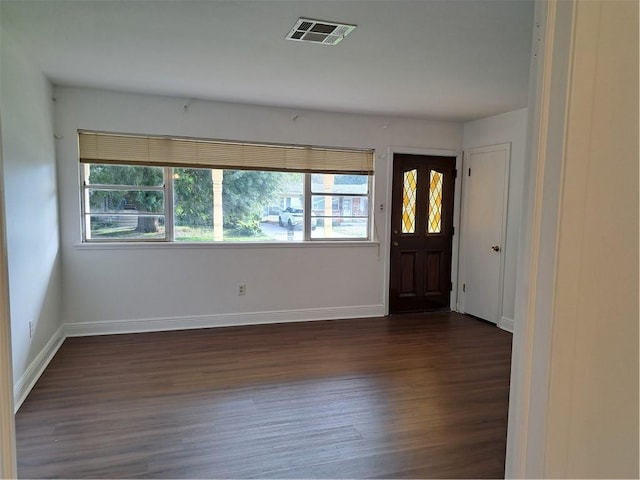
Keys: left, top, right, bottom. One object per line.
{"left": 389, "top": 154, "right": 456, "bottom": 313}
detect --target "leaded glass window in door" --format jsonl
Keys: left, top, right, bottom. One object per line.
{"left": 428, "top": 170, "right": 443, "bottom": 234}
{"left": 402, "top": 169, "right": 417, "bottom": 233}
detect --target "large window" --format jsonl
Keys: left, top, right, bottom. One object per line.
{"left": 79, "top": 132, "right": 373, "bottom": 243}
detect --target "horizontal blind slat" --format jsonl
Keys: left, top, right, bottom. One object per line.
{"left": 79, "top": 132, "right": 374, "bottom": 174}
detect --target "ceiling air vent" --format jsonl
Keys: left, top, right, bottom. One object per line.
{"left": 285, "top": 18, "right": 356, "bottom": 45}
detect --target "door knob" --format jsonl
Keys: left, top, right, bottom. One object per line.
{"left": 491, "top": 245, "right": 501, "bottom": 252}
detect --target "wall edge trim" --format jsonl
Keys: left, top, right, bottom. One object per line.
{"left": 13, "top": 324, "right": 66, "bottom": 412}
{"left": 64, "top": 305, "right": 386, "bottom": 337}
{"left": 499, "top": 316, "right": 515, "bottom": 333}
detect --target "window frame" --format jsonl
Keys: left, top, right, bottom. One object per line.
{"left": 81, "top": 164, "right": 373, "bottom": 243}
{"left": 81, "top": 164, "right": 173, "bottom": 243}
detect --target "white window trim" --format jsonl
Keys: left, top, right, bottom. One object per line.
{"left": 74, "top": 240, "right": 380, "bottom": 250}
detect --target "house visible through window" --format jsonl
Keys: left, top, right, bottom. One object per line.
{"left": 79, "top": 132, "right": 373, "bottom": 242}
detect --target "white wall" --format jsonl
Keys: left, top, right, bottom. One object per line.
{"left": 462, "top": 108, "right": 528, "bottom": 329}
{"left": 0, "top": 24, "right": 63, "bottom": 399}
{"left": 507, "top": 0, "right": 639, "bottom": 477}
{"left": 55, "top": 87, "right": 462, "bottom": 333}
{"left": 542, "top": 0, "right": 638, "bottom": 475}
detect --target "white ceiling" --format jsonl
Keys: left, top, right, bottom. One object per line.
{"left": 1, "top": 0, "right": 534, "bottom": 122}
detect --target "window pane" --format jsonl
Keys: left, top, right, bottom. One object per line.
{"left": 428, "top": 170, "right": 443, "bottom": 234}
{"left": 173, "top": 168, "right": 214, "bottom": 241}
{"left": 311, "top": 173, "right": 369, "bottom": 194}
{"left": 172, "top": 168, "right": 305, "bottom": 242}
{"left": 223, "top": 170, "right": 293, "bottom": 241}
{"left": 402, "top": 169, "right": 417, "bottom": 234}
{"left": 86, "top": 214, "right": 165, "bottom": 240}
{"left": 85, "top": 164, "right": 164, "bottom": 186}
{"left": 311, "top": 217, "right": 368, "bottom": 239}
{"left": 87, "top": 190, "right": 164, "bottom": 214}
{"left": 311, "top": 195, "right": 368, "bottom": 239}
{"left": 311, "top": 195, "right": 368, "bottom": 218}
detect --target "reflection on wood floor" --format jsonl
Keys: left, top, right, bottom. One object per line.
{"left": 16, "top": 312, "right": 512, "bottom": 479}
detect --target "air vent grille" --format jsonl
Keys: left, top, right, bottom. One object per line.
{"left": 286, "top": 18, "right": 356, "bottom": 45}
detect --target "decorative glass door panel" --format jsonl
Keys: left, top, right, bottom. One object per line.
{"left": 428, "top": 170, "right": 443, "bottom": 234}
{"left": 402, "top": 169, "right": 417, "bottom": 234}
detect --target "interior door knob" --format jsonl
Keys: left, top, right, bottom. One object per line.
{"left": 491, "top": 245, "right": 501, "bottom": 252}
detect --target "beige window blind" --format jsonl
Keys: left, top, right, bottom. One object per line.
{"left": 78, "top": 131, "right": 374, "bottom": 174}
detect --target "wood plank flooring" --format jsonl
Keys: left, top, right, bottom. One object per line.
{"left": 15, "top": 313, "right": 512, "bottom": 479}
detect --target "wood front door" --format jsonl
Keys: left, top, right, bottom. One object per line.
{"left": 389, "top": 154, "right": 456, "bottom": 313}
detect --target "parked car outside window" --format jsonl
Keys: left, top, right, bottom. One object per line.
{"left": 279, "top": 207, "right": 303, "bottom": 227}
{"left": 279, "top": 207, "right": 316, "bottom": 230}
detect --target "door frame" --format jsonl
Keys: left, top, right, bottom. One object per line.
{"left": 0, "top": 117, "right": 17, "bottom": 477}
{"left": 457, "top": 142, "right": 511, "bottom": 322}
{"left": 383, "top": 146, "right": 462, "bottom": 315}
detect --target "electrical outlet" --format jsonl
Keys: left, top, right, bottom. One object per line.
{"left": 238, "top": 283, "right": 246, "bottom": 296}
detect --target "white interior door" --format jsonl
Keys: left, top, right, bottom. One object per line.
{"left": 460, "top": 144, "right": 510, "bottom": 323}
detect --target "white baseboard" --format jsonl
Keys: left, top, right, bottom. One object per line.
{"left": 65, "top": 305, "right": 386, "bottom": 337}
{"left": 498, "top": 316, "right": 515, "bottom": 333}
{"left": 13, "top": 324, "right": 65, "bottom": 412}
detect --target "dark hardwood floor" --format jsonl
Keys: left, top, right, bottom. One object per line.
{"left": 15, "top": 313, "right": 512, "bottom": 479}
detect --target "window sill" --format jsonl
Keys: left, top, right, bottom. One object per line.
{"left": 74, "top": 240, "right": 380, "bottom": 251}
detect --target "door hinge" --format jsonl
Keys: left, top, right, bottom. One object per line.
{"left": 468, "top": 168, "right": 471, "bottom": 176}
{"left": 463, "top": 283, "right": 466, "bottom": 292}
